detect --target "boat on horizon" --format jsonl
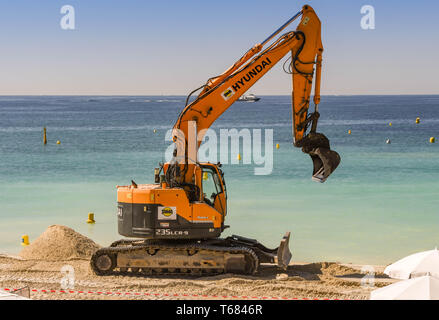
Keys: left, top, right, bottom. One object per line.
{"left": 237, "top": 93, "right": 260, "bottom": 102}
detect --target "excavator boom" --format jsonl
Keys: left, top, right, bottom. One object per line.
{"left": 172, "top": 5, "right": 340, "bottom": 183}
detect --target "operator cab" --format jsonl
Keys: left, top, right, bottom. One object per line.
{"left": 201, "top": 163, "right": 227, "bottom": 215}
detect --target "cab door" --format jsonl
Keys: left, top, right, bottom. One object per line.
{"left": 201, "top": 165, "right": 227, "bottom": 216}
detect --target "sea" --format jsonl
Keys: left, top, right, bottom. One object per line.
{"left": 0, "top": 95, "right": 438, "bottom": 265}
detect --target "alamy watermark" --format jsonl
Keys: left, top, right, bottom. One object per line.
{"left": 164, "top": 122, "right": 274, "bottom": 175}
{"left": 360, "top": 265, "right": 375, "bottom": 288}
{"left": 60, "top": 264, "right": 75, "bottom": 289}
{"left": 361, "top": 5, "right": 375, "bottom": 30}
{"left": 60, "top": 5, "right": 75, "bottom": 30}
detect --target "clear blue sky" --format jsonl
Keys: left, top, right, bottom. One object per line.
{"left": 0, "top": 0, "right": 438, "bottom": 95}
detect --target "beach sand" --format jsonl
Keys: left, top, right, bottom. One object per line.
{"left": 0, "top": 226, "right": 397, "bottom": 300}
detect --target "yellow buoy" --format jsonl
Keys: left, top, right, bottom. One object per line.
{"left": 276, "top": 143, "right": 280, "bottom": 149}
{"left": 348, "top": 130, "right": 351, "bottom": 135}
{"left": 237, "top": 153, "right": 241, "bottom": 161}
{"left": 86, "top": 213, "right": 95, "bottom": 224}
{"left": 153, "top": 129, "right": 157, "bottom": 133}
{"left": 43, "top": 127, "right": 47, "bottom": 145}
{"left": 430, "top": 137, "right": 435, "bottom": 143}
{"left": 389, "top": 122, "right": 392, "bottom": 126}
{"left": 57, "top": 140, "right": 61, "bottom": 145}
{"left": 416, "top": 117, "right": 420, "bottom": 124}
{"left": 21, "top": 235, "right": 30, "bottom": 246}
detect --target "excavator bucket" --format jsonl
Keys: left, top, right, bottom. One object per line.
{"left": 309, "top": 148, "right": 341, "bottom": 183}
{"left": 298, "top": 132, "right": 341, "bottom": 183}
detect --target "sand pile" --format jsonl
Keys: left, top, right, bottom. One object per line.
{"left": 19, "top": 225, "right": 100, "bottom": 261}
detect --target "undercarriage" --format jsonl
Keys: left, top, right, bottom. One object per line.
{"left": 91, "top": 232, "right": 291, "bottom": 276}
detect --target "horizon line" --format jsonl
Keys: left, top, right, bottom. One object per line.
{"left": 0, "top": 94, "right": 439, "bottom": 97}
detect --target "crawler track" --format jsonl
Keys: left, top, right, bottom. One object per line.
{"left": 91, "top": 239, "right": 259, "bottom": 276}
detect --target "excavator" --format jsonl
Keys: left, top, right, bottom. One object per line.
{"left": 91, "top": 5, "right": 340, "bottom": 276}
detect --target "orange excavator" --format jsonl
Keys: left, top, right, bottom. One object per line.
{"left": 91, "top": 5, "right": 340, "bottom": 276}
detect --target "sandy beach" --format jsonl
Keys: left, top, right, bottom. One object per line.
{"left": 0, "top": 225, "right": 396, "bottom": 300}
{"left": 0, "top": 255, "right": 397, "bottom": 300}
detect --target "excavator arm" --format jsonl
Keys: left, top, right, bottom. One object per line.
{"left": 171, "top": 5, "right": 340, "bottom": 183}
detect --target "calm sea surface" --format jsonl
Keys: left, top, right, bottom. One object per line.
{"left": 0, "top": 95, "right": 438, "bottom": 264}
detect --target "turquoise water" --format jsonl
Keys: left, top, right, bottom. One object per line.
{"left": 1, "top": 95, "right": 438, "bottom": 264}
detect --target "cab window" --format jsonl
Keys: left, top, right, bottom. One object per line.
{"left": 202, "top": 168, "right": 223, "bottom": 207}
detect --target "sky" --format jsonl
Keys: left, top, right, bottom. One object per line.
{"left": 0, "top": 0, "right": 438, "bottom": 95}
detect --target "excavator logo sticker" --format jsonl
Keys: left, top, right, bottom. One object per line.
{"left": 162, "top": 207, "right": 173, "bottom": 216}
{"left": 158, "top": 206, "right": 177, "bottom": 220}
{"left": 221, "top": 87, "right": 235, "bottom": 101}
{"left": 302, "top": 16, "right": 310, "bottom": 25}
